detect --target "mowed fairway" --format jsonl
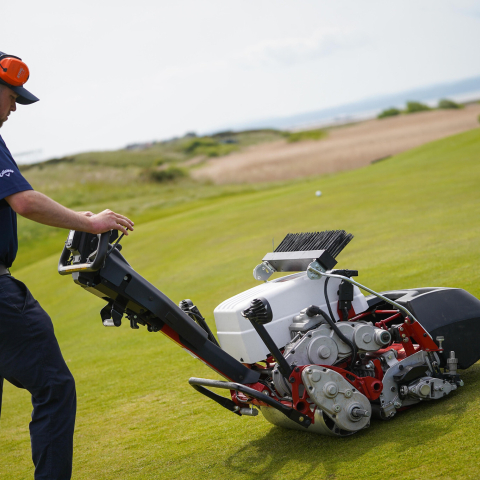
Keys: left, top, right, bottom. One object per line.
{"left": 1, "top": 128, "right": 480, "bottom": 480}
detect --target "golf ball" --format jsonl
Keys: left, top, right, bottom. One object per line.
{"left": 316, "top": 190, "right": 322, "bottom": 197}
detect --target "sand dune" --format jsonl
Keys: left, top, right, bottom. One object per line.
{"left": 192, "top": 103, "right": 480, "bottom": 184}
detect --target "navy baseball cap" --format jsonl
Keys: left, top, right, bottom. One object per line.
{"left": 0, "top": 51, "right": 39, "bottom": 105}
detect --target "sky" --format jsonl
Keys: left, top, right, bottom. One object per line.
{"left": 1, "top": 0, "right": 480, "bottom": 163}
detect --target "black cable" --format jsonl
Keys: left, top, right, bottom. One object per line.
{"left": 188, "top": 311, "right": 221, "bottom": 347}
{"left": 324, "top": 277, "right": 336, "bottom": 324}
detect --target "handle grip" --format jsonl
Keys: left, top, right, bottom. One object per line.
{"left": 58, "top": 232, "right": 111, "bottom": 276}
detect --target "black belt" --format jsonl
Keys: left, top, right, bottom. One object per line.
{"left": 0, "top": 265, "right": 10, "bottom": 276}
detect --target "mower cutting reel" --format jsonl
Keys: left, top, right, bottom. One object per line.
{"left": 58, "top": 229, "right": 480, "bottom": 436}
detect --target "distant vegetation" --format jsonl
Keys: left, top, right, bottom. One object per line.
{"left": 143, "top": 165, "right": 187, "bottom": 183}
{"left": 182, "top": 136, "right": 239, "bottom": 158}
{"left": 438, "top": 98, "right": 462, "bottom": 109}
{"left": 377, "top": 98, "right": 463, "bottom": 119}
{"left": 377, "top": 107, "right": 401, "bottom": 119}
{"left": 405, "top": 101, "right": 431, "bottom": 113}
{"left": 19, "top": 127, "right": 328, "bottom": 187}
{"left": 283, "top": 128, "right": 327, "bottom": 142}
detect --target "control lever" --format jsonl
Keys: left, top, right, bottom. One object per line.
{"left": 242, "top": 297, "right": 293, "bottom": 379}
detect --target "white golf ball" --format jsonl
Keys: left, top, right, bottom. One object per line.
{"left": 315, "top": 190, "right": 322, "bottom": 197}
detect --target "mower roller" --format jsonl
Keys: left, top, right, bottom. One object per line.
{"left": 58, "top": 230, "right": 480, "bottom": 436}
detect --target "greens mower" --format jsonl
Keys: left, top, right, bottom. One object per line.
{"left": 59, "top": 230, "right": 480, "bottom": 436}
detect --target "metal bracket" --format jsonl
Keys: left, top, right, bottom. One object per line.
{"left": 253, "top": 261, "right": 276, "bottom": 281}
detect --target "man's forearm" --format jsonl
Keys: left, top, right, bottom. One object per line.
{"left": 7, "top": 190, "right": 92, "bottom": 230}
{"left": 6, "top": 190, "right": 134, "bottom": 235}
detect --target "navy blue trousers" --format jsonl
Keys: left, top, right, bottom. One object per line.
{"left": 0, "top": 275, "right": 76, "bottom": 480}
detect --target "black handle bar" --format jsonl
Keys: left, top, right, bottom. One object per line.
{"left": 58, "top": 231, "right": 111, "bottom": 276}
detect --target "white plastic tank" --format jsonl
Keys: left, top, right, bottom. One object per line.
{"left": 214, "top": 272, "right": 368, "bottom": 364}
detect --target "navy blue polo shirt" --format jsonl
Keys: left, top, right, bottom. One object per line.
{"left": 0, "top": 135, "right": 33, "bottom": 268}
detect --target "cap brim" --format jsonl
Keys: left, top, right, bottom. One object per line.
{"left": 0, "top": 78, "right": 39, "bottom": 105}
{"left": 12, "top": 84, "right": 39, "bottom": 105}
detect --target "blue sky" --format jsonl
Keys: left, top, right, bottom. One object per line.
{"left": 1, "top": 0, "right": 480, "bottom": 162}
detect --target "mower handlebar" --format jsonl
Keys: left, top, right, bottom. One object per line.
{"left": 58, "top": 231, "right": 111, "bottom": 276}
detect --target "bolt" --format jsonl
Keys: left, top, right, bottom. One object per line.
{"left": 299, "top": 416, "right": 304, "bottom": 422}
{"left": 394, "top": 401, "right": 401, "bottom": 408}
{"left": 344, "top": 389, "right": 352, "bottom": 398}
{"left": 123, "top": 275, "right": 128, "bottom": 281}
{"left": 333, "top": 404, "right": 342, "bottom": 413}
{"left": 403, "top": 338, "right": 409, "bottom": 343}
{"left": 306, "top": 368, "right": 312, "bottom": 374}
{"left": 390, "top": 386, "right": 396, "bottom": 392}
{"left": 399, "top": 327, "right": 403, "bottom": 332}
{"left": 325, "top": 383, "right": 338, "bottom": 397}
{"left": 289, "top": 377, "right": 295, "bottom": 383}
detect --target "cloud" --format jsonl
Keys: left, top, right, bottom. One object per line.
{"left": 148, "top": 29, "right": 365, "bottom": 85}
{"left": 237, "top": 29, "right": 363, "bottom": 68}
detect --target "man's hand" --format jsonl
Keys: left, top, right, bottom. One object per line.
{"left": 6, "top": 190, "right": 134, "bottom": 235}
{"left": 88, "top": 209, "right": 134, "bottom": 235}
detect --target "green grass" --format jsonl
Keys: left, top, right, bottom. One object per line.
{"left": 2, "top": 128, "right": 480, "bottom": 479}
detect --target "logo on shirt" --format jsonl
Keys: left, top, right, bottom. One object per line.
{"left": 0, "top": 169, "right": 14, "bottom": 177}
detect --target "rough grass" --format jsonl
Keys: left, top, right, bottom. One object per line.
{"left": 2, "top": 129, "right": 480, "bottom": 479}
{"left": 285, "top": 128, "right": 327, "bottom": 142}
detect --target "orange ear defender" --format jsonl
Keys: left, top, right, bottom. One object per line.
{"left": 0, "top": 53, "right": 30, "bottom": 87}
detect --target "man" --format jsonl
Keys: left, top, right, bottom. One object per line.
{"left": 0, "top": 51, "right": 134, "bottom": 479}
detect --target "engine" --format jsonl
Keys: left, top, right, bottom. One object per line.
{"left": 272, "top": 316, "right": 392, "bottom": 396}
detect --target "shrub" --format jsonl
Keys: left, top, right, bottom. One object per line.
{"left": 438, "top": 98, "right": 462, "bottom": 109}
{"left": 284, "top": 128, "right": 327, "bottom": 143}
{"left": 378, "top": 107, "right": 401, "bottom": 119}
{"left": 405, "top": 101, "right": 431, "bottom": 113}
{"left": 144, "top": 166, "right": 187, "bottom": 183}
{"left": 182, "top": 137, "right": 238, "bottom": 157}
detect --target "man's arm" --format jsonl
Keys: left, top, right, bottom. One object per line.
{"left": 6, "top": 190, "right": 134, "bottom": 235}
